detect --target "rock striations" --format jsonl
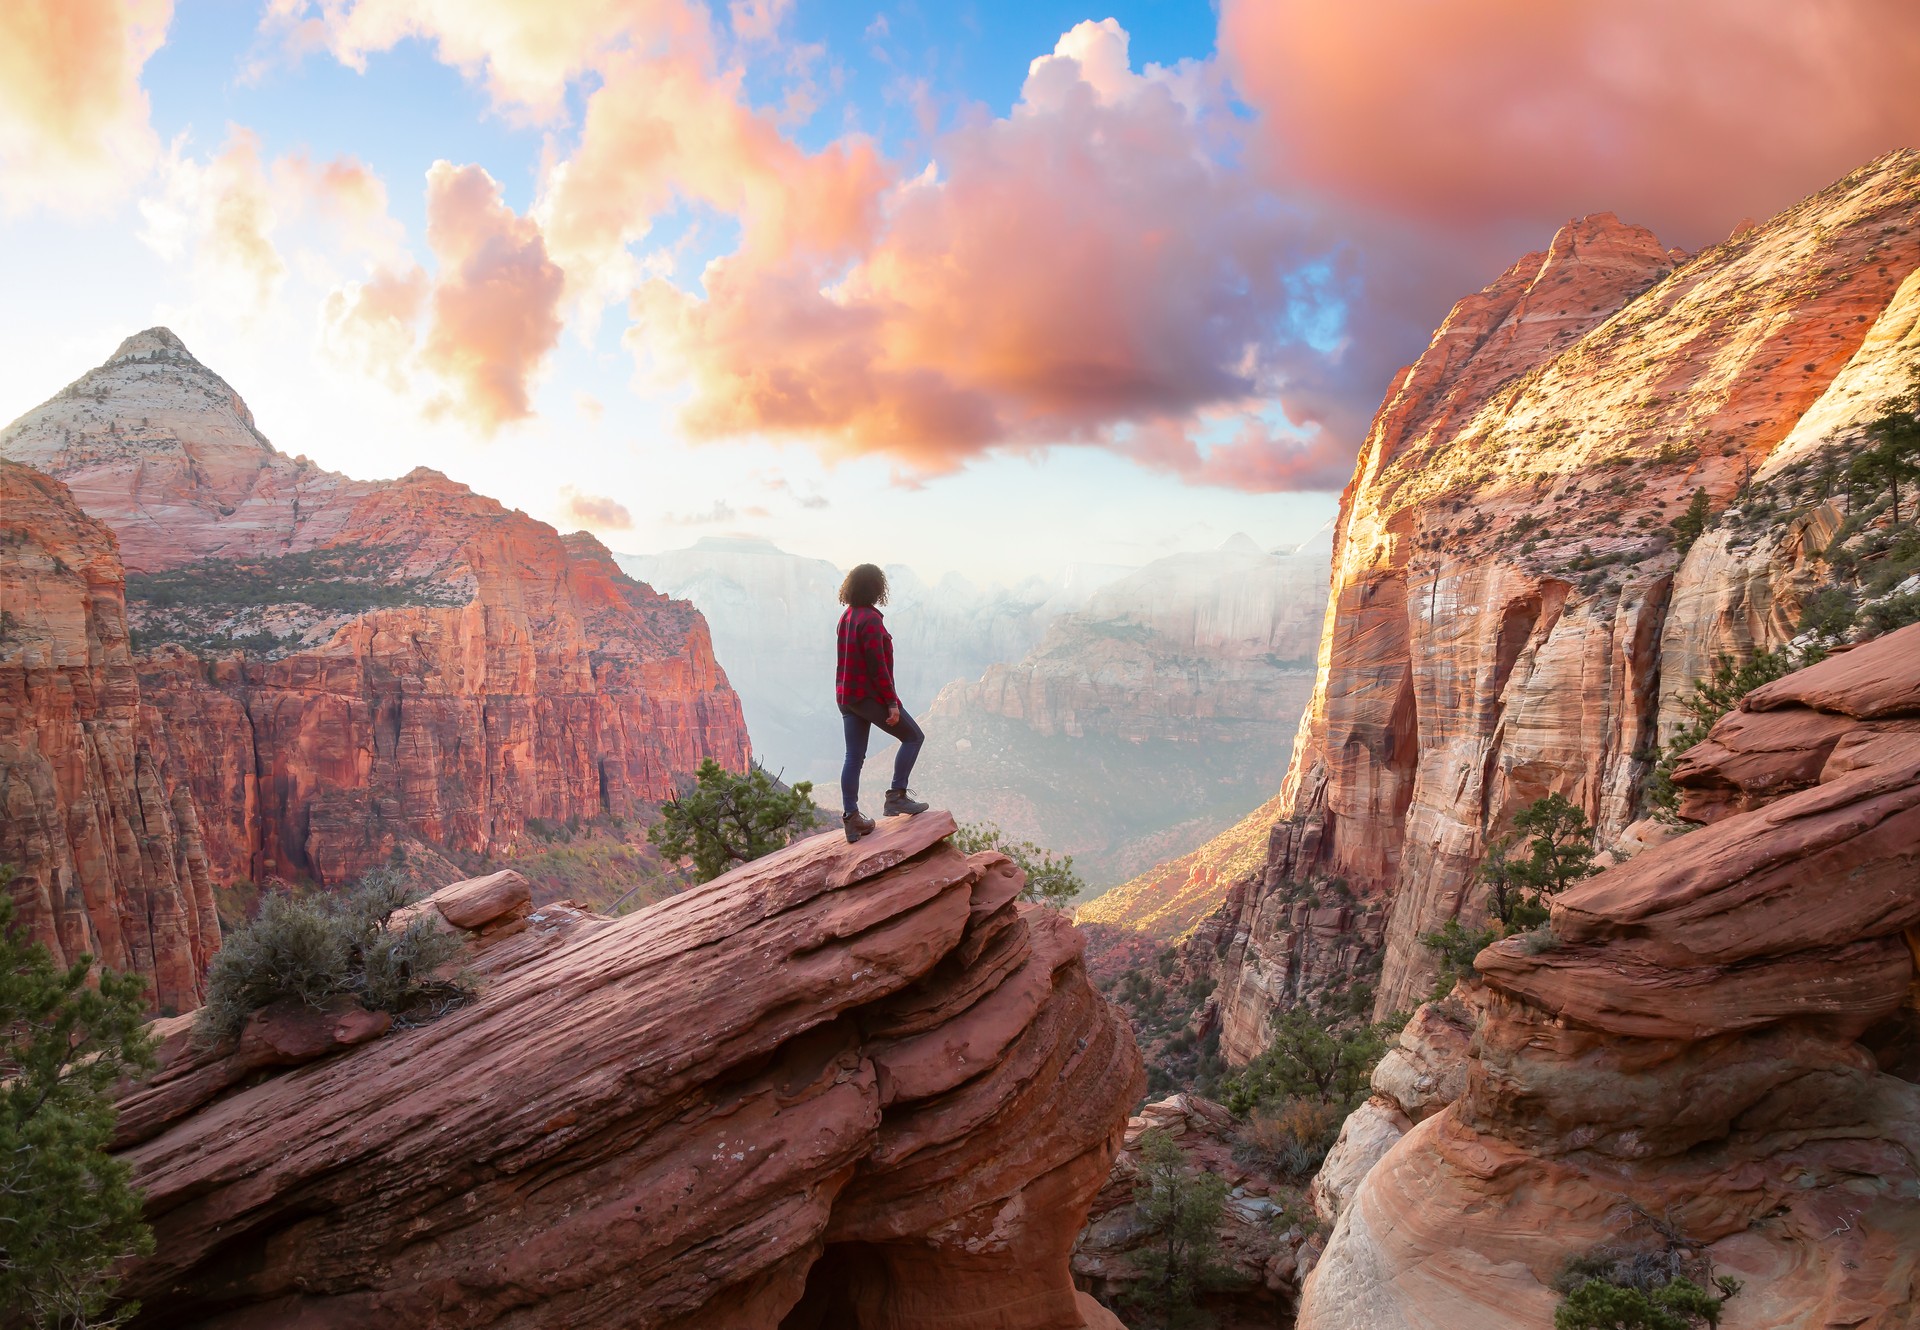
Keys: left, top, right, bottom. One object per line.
{"left": 0, "top": 332, "right": 749, "bottom": 971}
{"left": 1185, "top": 150, "right": 1920, "bottom": 1051}
{"left": 1298, "top": 624, "right": 1920, "bottom": 1329}
{"left": 112, "top": 812, "right": 1145, "bottom": 1330}
{"left": 0, "top": 461, "right": 220, "bottom": 1014}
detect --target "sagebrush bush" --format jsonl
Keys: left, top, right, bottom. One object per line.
{"left": 200, "top": 870, "right": 470, "bottom": 1042}
{"left": 1234, "top": 1097, "right": 1346, "bottom": 1181}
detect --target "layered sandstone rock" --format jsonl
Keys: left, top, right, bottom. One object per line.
{"left": 1, "top": 330, "right": 749, "bottom": 892}
{"left": 1296, "top": 625, "right": 1920, "bottom": 1329}
{"left": 0, "top": 461, "right": 217, "bottom": 1012}
{"left": 114, "top": 813, "right": 1145, "bottom": 1329}
{"left": 1190, "top": 150, "right": 1920, "bottom": 1036}
{"left": 1308, "top": 998, "right": 1473, "bottom": 1226}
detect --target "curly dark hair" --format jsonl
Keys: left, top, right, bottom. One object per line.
{"left": 839, "top": 563, "right": 889, "bottom": 607}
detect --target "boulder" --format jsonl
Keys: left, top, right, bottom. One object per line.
{"left": 114, "top": 812, "right": 1145, "bottom": 1329}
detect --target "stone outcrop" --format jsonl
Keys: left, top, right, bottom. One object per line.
{"left": 1180, "top": 150, "right": 1920, "bottom": 1038}
{"left": 1196, "top": 873, "right": 1391, "bottom": 1066}
{"left": 1, "top": 330, "right": 749, "bottom": 897}
{"left": 0, "top": 460, "right": 218, "bottom": 1013}
{"left": 114, "top": 812, "right": 1145, "bottom": 1329}
{"left": 1307, "top": 998, "right": 1473, "bottom": 1226}
{"left": 1296, "top": 625, "right": 1920, "bottom": 1329}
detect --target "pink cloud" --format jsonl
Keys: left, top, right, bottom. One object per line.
{"left": 322, "top": 263, "right": 428, "bottom": 390}
{"left": 420, "top": 160, "right": 565, "bottom": 431}
{"left": 629, "top": 20, "right": 1337, "bottom": 486}
{"left": 0, "top": 0, "right": 171, "bottom": 213}
{"left": 1218, "top": 0, "right": 1920, "bottom": 245}
{"left": 560, "top": 486, "right": 633, "bottom": 529}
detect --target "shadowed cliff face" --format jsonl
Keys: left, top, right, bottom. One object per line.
{"left": 0, "top": 332, "right": 749, "bottom": 980}
{"left": 0, "top": 461, "right": 220, "bottom": 1014}
{"left": 112, "top": 814, "right": 1144, "bottom": 1330}
{"left": 1189, "top": 150, "right": 1920, "bottom": 1047}
{"left": 1297, "top": 624, "right": 1920, "bottom": 1330}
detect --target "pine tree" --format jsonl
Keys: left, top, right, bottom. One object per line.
{"left": 1670, "top": 488, "right": 1712, "bottom": 555}
{"left": 1126, "top": 1129, "right": 1229, "bottom": 1330}
{"left": 0, "top": 876, "right": 157, "bottom": 1329}
{"left": 647, "top": 761, "right": 818, "bottom": 882}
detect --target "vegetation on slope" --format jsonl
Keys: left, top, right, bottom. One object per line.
{"left": 647, "top": 760, "right": 820, "bottom": 884}
{"left": 1423, "top": 795, "right": 1598, "bottom": 992}
{"left": 0, "top": 874, "right": 156, "bottom": 1330}
{"left": 125, "top": 544, "right": 467, "bottom": 656}
{"left": 200, "top": 869, "right": 471, "bottom": 1041}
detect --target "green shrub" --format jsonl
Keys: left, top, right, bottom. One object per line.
{"left": 199, "top": 870, "right": 469, "bottom": 1042}
{"left": 1669, "top": 488, "right": 1712, "bottom": 555}
{"left": 952, "top": 822, "right": 1084, "bottom": 905}
{"left": 1646, "top": 647, "right": 1822, "bottom": 821}
{"left": 1424, "top": 795, "right": 1595, "bottom": 994}
{"left": 0, "top": 879, "right": 156, "bottom": 1329}
{"left": 1480, "top": 794, "right": 1596, "bottom": 929}
{"left": 1555, "top": 1277, "right": 1723, "bottom": 1330}
{"left": 1124, "top": 1128, "right": 1231, "bottom": 1330}
{"left": 1796, "top": 585, "right": 1857, "bottom": 638}
{"left": 647, "top": 760, "right": 817, "bottom": 884}
{"left": 1419, "top": 917, "right": 1500, "bottom": 994}
{"left": 1225, "top": 1008, "right": 1404, "bottom": 1116}
{"left": 1863, "top": 589, "right": 1920, "bottom": 635}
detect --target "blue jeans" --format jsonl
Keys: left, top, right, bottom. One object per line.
{"left": 841, "top": 705, "right": 924, "bottom": 813}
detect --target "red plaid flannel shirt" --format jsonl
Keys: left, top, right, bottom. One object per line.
{"left": 836, "top": 604, "right": 899, "bottom": 711}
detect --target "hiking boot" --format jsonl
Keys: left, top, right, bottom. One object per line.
{"left": 843, "top": 810, "right": 875, "bottom": 843}
{"left": 883, "top": 788, "right": 929, "bottom": 817}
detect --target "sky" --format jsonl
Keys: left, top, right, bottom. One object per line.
{"left": 2, "top": 2, "right": 1917, "bottom": 583}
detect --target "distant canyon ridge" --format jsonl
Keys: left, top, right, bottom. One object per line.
{"left": 622, "top": 528, "right": 1332, "bottom": 887}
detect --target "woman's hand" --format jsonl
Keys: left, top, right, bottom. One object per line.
{"left": 887, "top": 705, "right": 901, "bottom": 726}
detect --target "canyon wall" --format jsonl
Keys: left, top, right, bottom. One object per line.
{"left": 113, "top": 814, "right": 1144, "bottom": 1329}
{"left": 1192, "top": 150, "right": 1920, "bottom": 1051}
{"left": 0, "top": 329, "right": 748, "bottom": 946}
{"left": 0, "top": 461, "right": 218, "bottom": 1012}
{"left": 921, "top": 534, "right": 1330, "bottom": 886}
{"left": 1298, "top": 624, "right": 1920, "bottom": 1329}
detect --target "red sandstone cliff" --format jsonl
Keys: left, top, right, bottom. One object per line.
{"left": 0, "top": 330, "right": 749, "bottom": 973}
{"left": 1189, "top": 150, "right": 1920, "bottom": 1053}
{"left": 112, "top": 813, "right": 1145, "bottom": 1329}
{"left": 0, "top": 461, "right": 219, "bottom": 1013}
{"left": 1297, "top": 623, "right": 1920, "bottom": 1329}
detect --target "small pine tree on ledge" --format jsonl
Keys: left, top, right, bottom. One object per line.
{"left": 648, "top": 760, "right": 818, "bottom": 883}
{"left": 1422, "top": 793, "right": 1597, "bottom": 994}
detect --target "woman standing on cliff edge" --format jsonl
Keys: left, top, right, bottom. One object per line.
{"left": 837, "top": 563, "right": 929, "bottom": 842}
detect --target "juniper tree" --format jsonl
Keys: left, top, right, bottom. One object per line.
{"left": 0, "top": 877, "right": 156, "bottom": 1329}
{"left": 647, "top": 760, "right": 818, "bottom": 883}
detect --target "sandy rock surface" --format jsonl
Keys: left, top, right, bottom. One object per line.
{"left": 1297, "top": 627, "right": 1920, "bottom": 1329}
{"left": 113, "top": 813, "right": 1146, "bottom": 1329}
